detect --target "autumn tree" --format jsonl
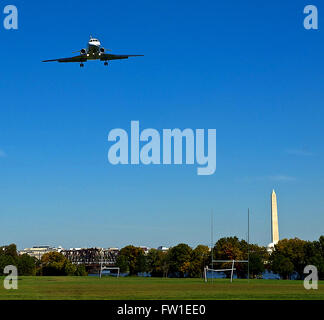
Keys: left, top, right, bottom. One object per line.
{"left": 41, "top": 251, "right": 76, "bottom": 276}
{"left": 213, "top": 237, "right": 246, "bottom": 277}
{"left": 189, "top": 245, "right": 210, "bottom": 278}
{"left": 213, "top": 237, "right": 267, "bottom": 278}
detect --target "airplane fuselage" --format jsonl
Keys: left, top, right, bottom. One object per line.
{"left": 84, "top": 38, "right": 102, "bottom": 60}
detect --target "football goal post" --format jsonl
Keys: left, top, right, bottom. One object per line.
{"left": 99, "top": 265, "right": 120, "bottom": 278}
{"left": 204, "top": 265, "right": 236, "bottom": 283}
{"left": 204, "top": 260, "right": 248, "bottom": 283}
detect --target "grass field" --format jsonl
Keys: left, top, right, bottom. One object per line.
{"left": 0, "top": 276, "right": 323, "bottom": 300}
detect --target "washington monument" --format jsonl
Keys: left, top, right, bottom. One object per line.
{"left": 271, "top": 189, "right": 279, "bottom": 245}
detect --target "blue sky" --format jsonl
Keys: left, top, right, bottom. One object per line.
{"left": 0, "top": 0, "right": 323, "bottom": 250}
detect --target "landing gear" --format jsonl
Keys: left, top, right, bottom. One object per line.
{"left": 80, "top": 63, "right": 84, "bottom": 68}
{"left": 104, "top": 61, "right": 108, "bottom": 66}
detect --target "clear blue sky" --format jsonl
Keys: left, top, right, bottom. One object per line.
{"left": 1, "top": 0, "right": 323, "bottom": 250}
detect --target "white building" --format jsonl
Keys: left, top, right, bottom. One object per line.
{"left": 19, "top": 245, "right": 63, "bottom": 260}
{"left": 157, "top": 246, "right": 169, "bottom": 252}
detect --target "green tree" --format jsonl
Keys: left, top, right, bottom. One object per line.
{"left": 167, "top": 243, "right": 192, "bottom": 277}
{"left": 249, "top": 252, "right": 265, "bottom": 278}
{"left": 18, "top": 254, "right": 37, "bottom": 276}
{"left": 248, "top": 244, "right": 268, "bottom": 278}
{"left": 272, "top": 238, "right": 307, "bottom": 279}
{"left": 74, "top": 264, "right": 88, "bottom": 276}
{"left": 136, "top": 251, "right": 148, "bottom": 274}
{"left": 147, "top": 249, "right": 170, "bottom": 277}
{"left": 0, "top": 244, "right": 18, "bottom": 275}
{"left": 304, "top": 240, "right": 324, "bottom": 280}
{"left": 4, "top": 244, "right": 18, "bottom": 260}
{"left": 64, "top": 260, "right": 77, "bottom": 275}
{"left": 319, "top": 236, "right": 324, "bottom": 279}
{"left": 116, "top": 254, "right": 129, "bottom": 273}
{"left": 319, "top": 236, "right": 324, "bottom": 257}
{"left": 147, "top": 249, "right": 161, "bottom": 276}
{"left": 117, "top": 245, "right": 146, "bottom": 275}
{"left": 0, "top": 255, "right": 16, "bottom": 275}
{"left": 271, "top": 254, "right": 294, "bottom": 279}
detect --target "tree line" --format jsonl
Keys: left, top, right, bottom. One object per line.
{"left": 116, "top": 236, "right": 324, "bottom": 279}
{"left": 1, "top": 236, "right": 323, "bottom": 279}
{"left": 0, "top": 244, "right": 87, "bottom": 276}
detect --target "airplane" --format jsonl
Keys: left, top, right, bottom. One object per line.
{"left": 42, "top": 36, "right": 143, "bottom": 67}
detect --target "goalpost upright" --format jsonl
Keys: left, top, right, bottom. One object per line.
{"left": 205, "top": 208, "right": 250, "bottom": 283}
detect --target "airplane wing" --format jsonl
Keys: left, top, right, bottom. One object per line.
{"left": 42, "top": 53, "right": 143, "bottom": 63}
{"left": 42, "top": 55, "right": 87, "bottom": 63}
{"left": 99, "top": 54, "right": 144, "bottom": 61}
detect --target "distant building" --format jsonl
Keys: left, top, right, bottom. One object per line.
{"left": 139, "top": 246, "right": 150, "bottom": 254}
{"left": 19, "top": 245, "right": 63, "bottom": 260}
{"left": 61, "top": 247, "right": 119, "bottom": 265}
{"left": 157, "top": 246, "right": 169, "bottom": 252}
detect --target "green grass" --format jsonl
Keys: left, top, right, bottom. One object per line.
{"left": 0, "top": 276, "right": 323, "bottom": 300}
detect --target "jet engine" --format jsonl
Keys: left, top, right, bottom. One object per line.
{"left": 99, "top": 47, "right": 105, "bottom": 53}
{"left": 80, "top": 48, "right": 87, "bottom": 55}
